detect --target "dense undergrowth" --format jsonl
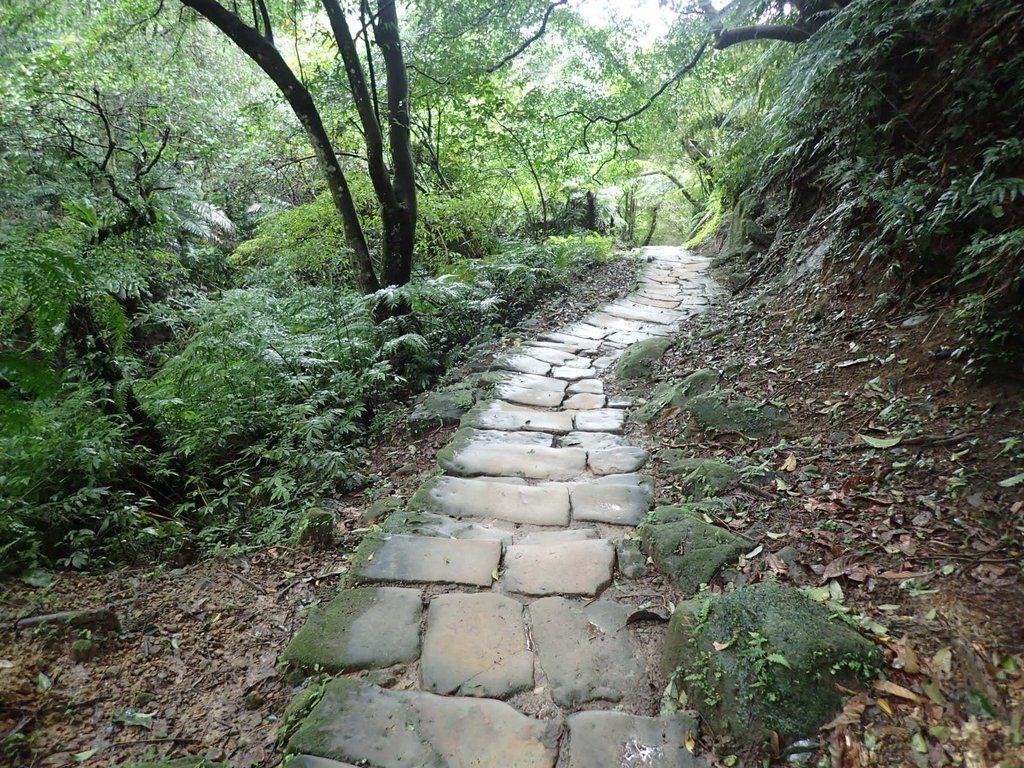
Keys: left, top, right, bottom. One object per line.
{"left": 706, "top": 0, "right": 1024, "bottom": 371}
{"left": 0, "top": 209, "right": 612, "bottom": 573}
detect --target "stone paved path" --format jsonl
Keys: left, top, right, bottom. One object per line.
{"left": 284, "top": 247, "right": 715, "bottom": 768}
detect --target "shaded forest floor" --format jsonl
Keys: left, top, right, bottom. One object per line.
{"left": 2, "top": 247, "right": 1022, "bottom": 768}
{"left": 621, "top": 268, "right": 1024, "bottom": 767}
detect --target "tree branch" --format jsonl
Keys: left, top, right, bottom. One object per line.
{"left": 486, "top": 0, "right": 567, "bottom": 73}
{"left": 715, "top": 24, "right": 810, "bottom": 48}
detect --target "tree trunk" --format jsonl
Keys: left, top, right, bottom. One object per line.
{"left": 179, "top": 0, "right": 381, "bottom": 295}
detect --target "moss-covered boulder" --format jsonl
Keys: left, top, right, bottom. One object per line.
{"left": 409, "top": 387, "right": 477, "bottom": 432}
{"left": 639, "top": 505, "right": 749, "bottom": 592}
{"left": 686, "top": 391, "right": 786, "bottom": 436}
{"left": 631, "top": 369, "right": 719, "bottom": 423}
{"left": 659, "top": 456, "right": 740, "bottom": 500}
{"left": 293, "top": 509, "right": 336, "bottom": 548}
{"left": 616, "top": 337, "right": 674, "bottom": 381}
{"left": 663, "top": 582, "right": 883, "bottom": 746}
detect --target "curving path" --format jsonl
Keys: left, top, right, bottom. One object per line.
{"left": 284, "top": 246, "right": 716, "bottom": 768}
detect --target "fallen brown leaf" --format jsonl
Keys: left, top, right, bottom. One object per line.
{"left": 873, "top": 679, "right": 925, "bottom": 703}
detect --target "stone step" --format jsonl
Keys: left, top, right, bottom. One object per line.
{"left": 517, "top": 527, "right": 599, "bottom": 545}
{"left": 499, "top": 372, "right": 569, "bottom": 392}
{"left": 566, "top": 709, "right": 702, "bottom": 767}
{"left": 422, "top": 592, "right": 534, "bottom": 698}
{"left": 463, "top": 402, "right": 575, "bottom": 433}
{"left": 587, "top": 446, "right": 649, "bottom": 475}
{"left": 494, "top": 354, "right": 551, "bottom": 376}
{"left": 529, "top": 597, "right": 642, "bottom": 707}
{"left": 502, "top": 539, "right": 614, "bottom": 596}
{"left": 557, "top": 431, "right": 624, "bottom": 450}
{"left": 413, "top": 476, "right": 571, "bottom": 526}
{"left": 287, "top": 680, "right": 561, "bottom": 768}
{"left": 562, "top": 392, "right": 606, "bottom": 410}
{"left": 283, "top": 586, "right": 422, "bottom": 673}
{"left": 570, "top": 482, "right": 652, "bottom": 525}
{"left": 357, "top": 534, "right": 501, "bottom": 586}
{"left": 561, "top": 322, "right": 611, "bottom": 340}
{"left": 400, "top": 510, "right": 514, "bottom": 545}
{"left": 565, "top": 378, "right": 603, "bottom": 394}
{"left": 574, "top": 408, "right": 626, "bottom": 433}
{"left": 496, "top": 383, "right": 565, "bottom": 408}
{"left": 537, "top": 331, "right": 602, "bottom": 351}
{"left": 440, "top": 441, "right": 588, "bottom": 480}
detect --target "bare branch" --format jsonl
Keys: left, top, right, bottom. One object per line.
{"left": 486, "top": 0, "right": 568, "bottom": 73}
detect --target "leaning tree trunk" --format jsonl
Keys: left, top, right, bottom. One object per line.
{"left": 179, "top": 0, "right": 381, "bottom": 296}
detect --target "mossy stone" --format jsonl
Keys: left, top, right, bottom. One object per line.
{"left": 615, "top": 537, "right": 647, "bottom": 579}
{"left": 686, "top": 391, "right": 786, "bottom": 435}
{"left": 645, "top": 499, "right": 730, "bottom": 524}
{"left": 663, "top": 582, "right": 883, "bottom": 746}
{"left": 638, "top": 506, "right": 748, "bottom": 593}
{"left": 69, "top": 638, "right": 98, "bottom": 662}
{"left": 283, "top": 589, "right": 378, "bottom": 673}
{"left": 659, "top": 456, "right": 740, "bottom": 500}
{"left": 294, "top": 509, "right": 335, "bottom": 549}
{"left": 361, "top": 496, "right": 404, "bottom": 525}
{"left": 409, "top": 388, "right": 477, "bottom": 432}
{"left": 615, "top": 337, "right": 674, "bottom": 380}
{"left": 631, "top": 369, "right": 719, "bottom": 423}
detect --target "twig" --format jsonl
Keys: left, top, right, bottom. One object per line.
{"left": 738, "top": 481, "right": 775, "bottom": 500}
{"left": 109, "top": 736, "right": 201, "bottom": 748}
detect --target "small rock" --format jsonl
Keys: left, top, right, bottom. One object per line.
{"left": 243, "top": 691, "right": 266, "bottom": 710}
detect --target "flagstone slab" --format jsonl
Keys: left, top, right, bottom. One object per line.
{"left": 550, "top": 365, "right": 594, "bottom": 381}
{"left": 441, "top": 441, "right": 587, "bottom": 480}
{"left": 401, "top": 510, "right": 514, "bottom": 545}
{"left": 632, "top": 296, "right": 682, "bottom": 309}
{"left": 358, "top": 535, "right": 500, "bottom": 586}
{"left": 448, "top": 427, "right": 553, "bottom": 446}
{"left": 503, "top": 539, "right": 614, "bottom": 596}
{"left": 592, "top": 355, "right": 619, "bottom": 370}
{"left": 497, "top": 384, "right": 565, "bottom": 408}
{"left": 566, "top": 378, "right": 604, "bottom": 394}
{"left": 570, "top": 483, "right": 652, "bottom": 525}
{"left": 574, "top": 408, "right": 626, "bottom": 433}
{"left": 562, "top": 323, "right": 611, "bottom": 340}
{"left": 530, "top": 340, "right": 585, "bottom": 354}
{"left": 518, "top": 346, "right": 577, "bottom": 365}
{"left": 586, "top": 312, "right": 661, "bottom": 334}
{"left": 558, "top": 431, "right": 624, "bottom": 450}
{"left": 289, "top": 680, "right": 561, "bottom": 768}
{"left": 563, "top": 392, "right": 606, "bottom": 410}
{"left": 464, "top": 402, "right": 575, "bottom": 433}
{"left": 518, "top": 528, "right": 600, "bottom": 545}
{"left": 559, "top": 354, "right": 594, "bottom": 369}
{"left": 529, "top": 597, "right": 642, "bottom": 707}
{"left": 494, "top": 354, "right": 551, "bottom": 376}
{"left": 564, "top": 711, "right": 704, "bottom": 768}
{"left": 283, "top": 586, "right": 422, "bottom": 673}
{"left": 421, "top": 593, "right": 534, "bottom": 698}
{"left": 538, "top": 332, "right": 602, "bottom": 351}
{"left": 587, "top": 446, "right": 649, "bottom": 475}
{"left": 414, "top": 476, "right": 570, "bottom": 526}
{"left": 500, "top": 372, "right": 570, "bottom": 392}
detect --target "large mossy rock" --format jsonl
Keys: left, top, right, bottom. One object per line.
{"left": 663, "top": 582, "right": 883, "bottom": 746}
{"left": 631, "top": 369, "right": 719, "bottom": 423}
{"left": 616, "top": 337, "right": 674, "bottom": 381}
{"left": 659, "top": 455, "right": 740, "bottom": 500}
{"left": 639, "top": 505, "right": 749, "bottom": 593}
{"left": 408, "top": 387, "right": 478, "bottom": 432}
{"left": 685, "top": 391, "right": 786, "bottom": 436}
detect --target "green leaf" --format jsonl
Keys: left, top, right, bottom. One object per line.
{"left": 997, "top": 473, "right": 1024, "bottom": 487}
{"left": 37, "top": 671, "right": 52, "bottom": 691}
{"left": 111, "top": 709, "right": 154, "bottom": 729}
{"left": 858, "top": 434, "right": 902, "bottom": 448}
{"left": 910, "top": 731, "right": 928, "bottom": 753}
{"left": 766, "top": 653, "right": 792, "bottom": 668}
{"left": 73, "top": 749, "right": 98, "bottom": 762}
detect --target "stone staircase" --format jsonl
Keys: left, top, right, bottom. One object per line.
{"left": 282, "top": 247, "right": 716, "bottom": 768}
